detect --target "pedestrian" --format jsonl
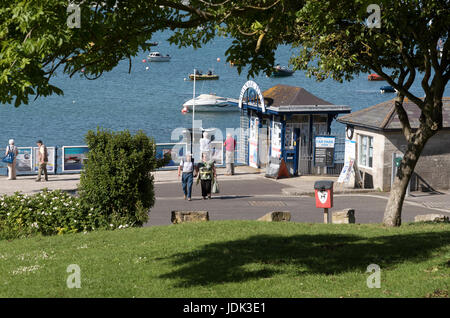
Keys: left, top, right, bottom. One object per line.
{"left": 36, "top": 140, "right": 48, "bottom": 182}
{"left": 224, "top": 133, "right": 236, "bottom": 175}
{"left": 178, "top": 152, "right": 195, "bottom": 201}
{"left": 196, "top": 152, "right": 216, "bottom": 200}
{"left": 199, "top": 131, "right": 211, "bottom": 161}
{"left": 5, "top": 139, "right": 18, "bottom": 180}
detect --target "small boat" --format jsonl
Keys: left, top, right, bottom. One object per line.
{"left": 270, "top": 65, "right": 294, "bottom": 77}
{"left": 182, "top": 94, "right": 238, "bottom": 112}
{"left": 368, "top": 73, "right": 384, "bottom": 81}
{"left": 148, "top": 52, "right": 171, "bottom": 62}
{"left": 188, "top": 70, "right": 219, "bottom": 80}
{"left": 380, "top": 86, "right": 396, "bottom": 93}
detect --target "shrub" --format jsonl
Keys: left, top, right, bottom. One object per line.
{"left": 0, "top": 190, "right": 96, "bottom": 240}
{"left": 78, "top": 128, "right": 167, "bottom": 228}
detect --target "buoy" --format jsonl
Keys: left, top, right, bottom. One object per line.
{"left": 217, "top": 57, "right": 221, "bottom": 62}
{"left": 181, "top": 107, "right": 188, "bottom": 113}
{"left": 145, "top": 66, "right": 149, "bottom": 70}
{"left": 81, "top": 68, "right": 85, "bottom": 73}
{"left": 142, "top": 59, "right": 146, "bottom": 63}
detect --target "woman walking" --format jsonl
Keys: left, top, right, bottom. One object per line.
{"left": 178, "top": 152, "right": 195, "bottom": 201}
{"left": 196, "top": 153, "right": 216, "bottom": 200}
{"left": 5, "top": 139, "right": 19, "bottom": 180}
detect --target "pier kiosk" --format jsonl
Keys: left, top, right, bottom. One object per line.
{"left": 238, "top": 82, "right": 351, "bottom": 175}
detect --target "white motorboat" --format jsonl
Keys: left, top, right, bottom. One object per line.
{"left": 148, "top": 52, "right": 171, "bottom": 62}
{"left": 182, "top": 94, "right": 239, "bottom": 112}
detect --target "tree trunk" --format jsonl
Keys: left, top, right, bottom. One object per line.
{"left": 383, "top": 128, "right": 433, "bottom": 227}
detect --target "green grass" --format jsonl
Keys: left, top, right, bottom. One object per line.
{"left": 0, "top": 221, "right": 449, "bottom": 297}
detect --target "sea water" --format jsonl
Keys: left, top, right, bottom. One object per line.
{"left": 0, "top": 31, "right": 443, "bottom": 149}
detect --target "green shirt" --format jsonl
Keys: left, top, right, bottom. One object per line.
{"left": 197, "top": 161, "right": 214, "bottom": 180}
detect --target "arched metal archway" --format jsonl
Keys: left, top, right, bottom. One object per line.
{"left": 238, "top": 80, "right": 266, "bottom": 113}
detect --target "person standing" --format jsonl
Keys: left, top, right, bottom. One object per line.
{"left": 196, "top": 153, "right": 216, "bottom": 200}
{"left": 224, "top": 133, "right": 236, "bottom": 175}
{"left": 5, "top": 139, "right": 18, "bottom": 180}
{"left": 36, "top": 140, "right": 48, "bottom": 182}
{"left": 178, "top": 152, "right": 195, "bottom": 201}
{"left": 199, "top": 131, "right": 211, "bottom": 161}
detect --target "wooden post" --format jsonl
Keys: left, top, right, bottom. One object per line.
{"left": 324, "top": 208, "right": 329, "bottom": 224}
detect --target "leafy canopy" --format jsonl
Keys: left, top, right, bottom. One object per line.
{"left": 0, "top": 0, "right": 448, "bottom": 107}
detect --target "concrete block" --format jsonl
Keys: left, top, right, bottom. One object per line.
{"left": 414, "top": 214, "right": 449, "bottom": 223}
{"left": 171, "top": 211, "right": 209, "bottom": 224}
{"left": 257, "top": 211, "right": 291, "bottom": 222}
{"left": 332, "top": 208, "right": 355, "bottom": 224}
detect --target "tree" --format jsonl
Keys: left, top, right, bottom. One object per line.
{"left": 79, "top": 128, "right": 169, "bottom": 227}
{"left": 282, "top": 0, "right": 449, "bottom": 226}
{"left": 1, "top": 0, "right": 449, "bottom": 226}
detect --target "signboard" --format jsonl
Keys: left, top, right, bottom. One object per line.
{"left": 271, "top": 122, "right": 282, "bottom": 159}
{"left": 62, "top": 146, "right": 89, "bottom": 172}
{"left": 16, "top": 147, "right": 33, "bottom": 173}
{"left": 314, "top": 136, "right": 336, "bottom": 167}
{"left": 337, "top": 159, "right": 354, "bottom": 183}
{"left": 210, "top": 141, "right": 224, "bottom": 165}
{"left": 249, "top": 116, "right": 259, "bottom": 168}
{"left": 344, "top": 139, "right": 356, "bottom": 165}
{"left": 156, "top": 143, "right": 186, "bottom": 167}
{"left": 238, "top": 80, "right": 266, "bottom": 113}
{"left": 33, "top": 146, "right": 56, "bottom": 174}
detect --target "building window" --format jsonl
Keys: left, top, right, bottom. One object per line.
{"left": 358, "top": 135, "right": 373, "bottom": 168}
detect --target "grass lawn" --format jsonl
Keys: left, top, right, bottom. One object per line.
{"left": 0, "top": 221, "right": 449, "bottom": 297}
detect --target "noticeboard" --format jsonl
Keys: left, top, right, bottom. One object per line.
{"left": 62, "top": 146, "right": 89, "bottom": 172}
{"left": 16, "top": 147, "right": 33, "bottom": 173}
{"left": 33, "top": 146, "right": 56, "bottom": 174}
{"left": 314, "top": 136, "right": 336, "bottom": 167}
{"left": 155, "top": 143, "right": 187, "bottom": 167}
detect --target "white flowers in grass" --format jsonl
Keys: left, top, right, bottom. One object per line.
{"left": 11, "top": 265, "right": 42, "bottom": 275}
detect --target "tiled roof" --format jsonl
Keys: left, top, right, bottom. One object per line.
{"left": 263, "top": 84, "right": 333, "bottom": 106}
{"left": 337, "top": 97, "right": 450, "bottom": 130}
{"left": 260, "top": 84, "right": 350, "bottom": 114}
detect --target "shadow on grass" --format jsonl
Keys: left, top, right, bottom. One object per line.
{"left": 160, "top": 231, "right": 450, "bottom": 287}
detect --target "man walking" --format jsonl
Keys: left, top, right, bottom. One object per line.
{"left": 224, "top": 133, "right": 236, "bottom": 175}
{"left": 178, "top": 152, "right": 195, "bottom": 201}
{"left": 36, "top": 140, "right": 48, "bottom": 182}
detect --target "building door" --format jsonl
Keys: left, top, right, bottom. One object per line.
{"left": 259, "top": 119, "right": 270, "bottom": 168}
{"left": 298, "top": 116, "right": 311, "bottom": 175}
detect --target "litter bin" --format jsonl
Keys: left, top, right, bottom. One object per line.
{"left": 314, "top": 180, "right": 334, "bottom": 223}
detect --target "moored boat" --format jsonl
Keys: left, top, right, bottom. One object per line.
{"left": 270, "top": 65, "right": 294, "bottom": 77}
{"left": 188, "top": 70, "right": 219, "bottom": 80}
{"left": 182, "top": 94, "right": 238, "bottom": 112}
{"left": 368, "top": 73, "right": 384, "bottom": 81}
{"left": 380, "top": 86, "right": 396, "bottom": 93}
{"left": 148, "top": 52, "right": 171, "bottom": 62}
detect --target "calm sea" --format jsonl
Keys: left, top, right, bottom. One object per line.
{"left": 1, "top": 31, "right": 446, "bottom": 150}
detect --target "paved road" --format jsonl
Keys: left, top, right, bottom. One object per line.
{"left": 148, "top": 179, "right": 447, "bottom": 226}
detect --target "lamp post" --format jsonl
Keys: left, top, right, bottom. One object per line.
{"left": 191, "top": 68, "right": 196, "bottom": 156}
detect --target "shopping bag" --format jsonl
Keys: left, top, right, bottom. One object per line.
{"left": 2, "top": 152, "right": 14, "bottom": 164}
{"left": 212, "top": 179, "right": 220, "bottom": 194}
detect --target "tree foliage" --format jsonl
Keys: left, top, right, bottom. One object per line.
{"left": 79, "top": 128, "right": 168, "bottom": 227}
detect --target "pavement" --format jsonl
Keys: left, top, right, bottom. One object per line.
{"left": 1, "top": 166, "right": 449, "bottom": 226}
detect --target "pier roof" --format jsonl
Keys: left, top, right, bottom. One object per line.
{"left": 244, "top": 84, "right": 351, "bottom": 115}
